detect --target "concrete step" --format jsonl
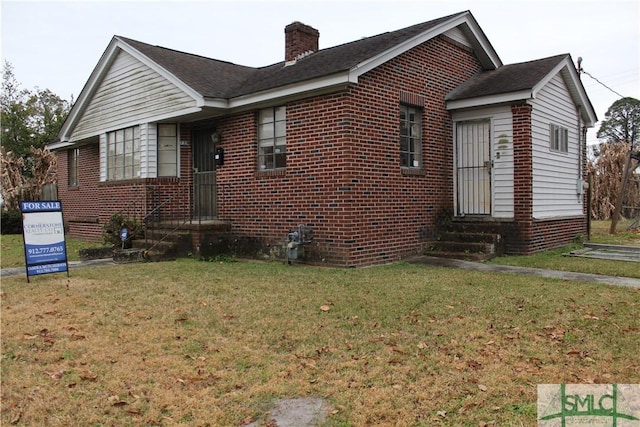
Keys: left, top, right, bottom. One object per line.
{"left": 429, "top": 240, "right": 496, "bottom": 254}
{"left": 425, "top": 250, "right": 497, "bottom": 261}
{"left": 113, "top": 248, "right": 146, "bottom": 263}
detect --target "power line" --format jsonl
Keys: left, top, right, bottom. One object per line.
{"left": 580, "top": 69, "right": 626, "bottom": 98}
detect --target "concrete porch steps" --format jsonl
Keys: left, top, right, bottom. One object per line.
{"left": 425, "top": 222, "right": 505, "bottom": 261}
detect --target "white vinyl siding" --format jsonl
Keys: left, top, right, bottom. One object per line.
{"left": 158, "top": 124, "right": 178, "bottom": 176}
{"left": 70, "top": 50, "right": 196, "bottom": 142}
{"left": 452, "top": 106, "right": 514, "bottom": 218}
{"left": 530, "top": 73, "right": 583, "bottom": 218}
{"left": 140, "top": 123, "right": 156, "bottom": 178}
{"left": 443, "top": 26, "right": 472, "bottom": 48}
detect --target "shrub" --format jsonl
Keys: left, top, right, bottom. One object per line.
{"left": 102, "top": 213, "right": 143, "bottom": 247}
{"left": 1, "top": 210, "right": 23, "bottom": 234}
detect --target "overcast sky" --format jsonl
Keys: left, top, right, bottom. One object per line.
{"left": 1, "top": 0, "right": 638, "bottom": 145}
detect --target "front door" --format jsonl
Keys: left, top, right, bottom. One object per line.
{"left": 192, "top": 128, "right": 217, "bottom": 219}
{"left": 455, "top": 120, "right": 492, "bottom": 216}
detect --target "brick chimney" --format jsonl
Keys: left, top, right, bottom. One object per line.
{"left": 285, "top": 22, "right": 319, "bottom": 63}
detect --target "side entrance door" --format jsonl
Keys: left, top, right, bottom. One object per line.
{"left": 455, "top": 119, "right": 492, "bottom": 216}
{"left": 192, "top": 127, "right": 217, "bottom": 219}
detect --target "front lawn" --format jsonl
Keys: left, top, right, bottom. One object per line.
{"left": 489, "top": 220, "right": 640, "bottom": 279}
{"left": 1, "top": 260, "right": 638, "bottom": 425}
{"left": 1, "top": 234, "right": 108, "bottom": 269}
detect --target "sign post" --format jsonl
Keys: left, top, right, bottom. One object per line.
{"left": 20, "top": 201, "right": 69, "bottom": 282}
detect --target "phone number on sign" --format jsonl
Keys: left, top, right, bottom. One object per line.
{"left": 28, "top": 246, "right": 64, "bottom": 255}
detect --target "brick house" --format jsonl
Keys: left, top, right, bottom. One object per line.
{"left": 50, "top": 10, "right": 596, "bottom": 267}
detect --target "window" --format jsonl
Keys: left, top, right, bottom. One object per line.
{"left": 550, "top": 124, "right": 568, "bottom": 153}
{"left": 107, "top": 126, "right": 140, "bottom": 180}
{"left": 158, "top": 124, "right": 178, "bottom": 176}
{"left": 400, "top": 105, "right": 422, "bottom": 168}
{"left": 258, "top": 106, "right": 286, "bottom": 170}
{"left": 68, "top": 148, "right": 79, "bottom": 186}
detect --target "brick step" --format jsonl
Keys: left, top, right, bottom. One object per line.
{"left": 143, "top": 228, "right": 191, "bottom": 242}
{"left": 439, "top": 231, "right": 502, "bottom": 244}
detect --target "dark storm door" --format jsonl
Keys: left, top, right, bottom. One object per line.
{"left": 456, "top": 119, "right": 492, "bottom": 216}
{"left": 192, "top": 128, "right": 217, "bottom": 219}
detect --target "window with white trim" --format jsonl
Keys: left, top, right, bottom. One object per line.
{"left": 107, "top": 126, "right": 140, "bottom": 180}
{"left": 400, "top": 105, "right": 422, "bottom": 168}
{"left": 258, "top": 106, "right": 286, "bottom": 170}
{"left": 549, "top": 124, "right": 568, "bottom": 153}
{"left": 68, "top": 148, "right": 79, "bottom": 186}
{"left": 158, "top": 123, "right": 178, "bottom": 176}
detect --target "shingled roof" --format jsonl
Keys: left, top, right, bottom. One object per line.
{"left": 446, "top": 54, "right": 570, "bottom": 101}
{"left": 117, "top": 11, "right": 473, "bottom": 99}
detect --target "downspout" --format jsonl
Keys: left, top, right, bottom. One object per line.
{"left": 577, "top": 105, "right": 583, "bottom": 199}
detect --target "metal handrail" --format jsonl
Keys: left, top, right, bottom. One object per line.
{"left": 142, "top": 187, "right": 191, "bottom": 253}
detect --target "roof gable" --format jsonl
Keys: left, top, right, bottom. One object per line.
{"left": 446, "top": 54, "right": 597, "bottom": 126}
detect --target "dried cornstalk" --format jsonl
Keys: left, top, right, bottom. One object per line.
{"left": 588, "top": 143, "right": 640, "bottom": 221}
{"left": 0, "top": 146, "right": 57, "bottom": 210}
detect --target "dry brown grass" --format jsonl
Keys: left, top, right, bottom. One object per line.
{"left": 1, "top": 260, "right": 639, "bottom": 426}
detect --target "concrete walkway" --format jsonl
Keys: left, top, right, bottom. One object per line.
{"left": 405, "top": 255, "right": 640, "bottom": 288}
{"left": 3, "top": 256, "right": 639, "bottom": 289}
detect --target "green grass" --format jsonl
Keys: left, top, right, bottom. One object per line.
{"left": 489, "top": 220, "right": 640, "bottom": 279}
{"left": 1, "top": 234, "right": 109, "bottom": 268}
{"left": 588, "top": 219, "right": 640, "bottom": 246}
{"left": 1, "top": 259, "right": 639, "bottom": 426}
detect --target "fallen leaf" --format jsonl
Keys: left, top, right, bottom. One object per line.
{"left": 241, "top": 416, "right": 255, "bottom": 425}
{"left": 478, "top": 384, "right": 488, "bottom": 392}
{"left": 417, "top": 342, "right": 428, "bottom": 349}
{"left": 437, "top": 410, "right": 447, "bottom": 418}
{"left": 320, "top": 305, "right": 331, "bottom": 312}
{"left": 80, "top": 371, "right": 98, "bottom": 381}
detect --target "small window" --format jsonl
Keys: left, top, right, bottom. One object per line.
{"left": 400, "top": 105, "right": 422, "bottom": 168}
{"left": 258, "top": 106, "right": 286, "bottom": 170}
{"left": 68, "top": 148, "right": 79, "bottom": 186}
{"left": 107, "top": 126, "right": 140, "bottom": 180}
{"left": 550, "top": 124, "right": 568, "bottom": 153}
{"left": 158, "top": 124, "right": 178, "bottom": 176}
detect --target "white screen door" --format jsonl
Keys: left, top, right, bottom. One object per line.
{"left": 456, "top": 120, "right": 491, "bottom": 215}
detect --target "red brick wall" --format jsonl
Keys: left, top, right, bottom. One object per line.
{"left": 214, "top": 35, "right": 482, "bottom": 266}
{"left": 57, "top": 132, "right": 193, "bottom": 243}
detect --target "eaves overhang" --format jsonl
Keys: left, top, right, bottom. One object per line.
{"left": 446, "top": 90, "right": 533, "bottom": 110}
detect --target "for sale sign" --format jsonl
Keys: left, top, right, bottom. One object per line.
{"left": 20, "top": 201, "right": 69, "bottom": 282}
